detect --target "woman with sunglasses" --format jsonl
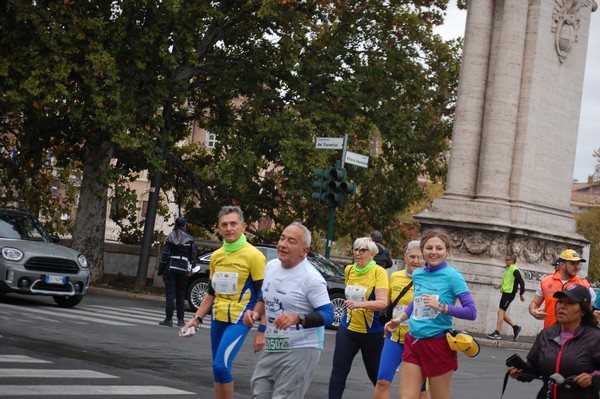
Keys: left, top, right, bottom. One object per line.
{"left": 329, "top": 237, "right": 389, "bottom": 399}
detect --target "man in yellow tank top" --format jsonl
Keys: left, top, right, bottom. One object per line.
{"left": 487, "top": 254, "right": 525, "bottom": 341}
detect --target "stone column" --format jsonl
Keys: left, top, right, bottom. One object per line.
{"left": 416, "top": 1, "right": 596, "bottom": 336}
{"left": 444, "top": 0, "right": 494, "bottom": 200}
{"left": 476, "top": 0, "right": 529, "bottom": 202}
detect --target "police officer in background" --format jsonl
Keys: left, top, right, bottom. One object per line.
{"left": 370, "top": 230, "right": 393, "bottom": 270}
{"left": 158, "top": 216, "right": 196, "bottom": 327}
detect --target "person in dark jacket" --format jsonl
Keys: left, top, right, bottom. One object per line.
{"left": 158, "top": 216, "right": 196, "bottom": 327}
{"left": 370, "top": 230, "right": 393, "bottom": 269}
{"left": 508, "top": 284, "right": 600, "bottom": 399}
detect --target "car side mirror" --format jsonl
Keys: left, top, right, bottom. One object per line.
{"left": 50, "top": 234, "right": 61, "bottom": 244}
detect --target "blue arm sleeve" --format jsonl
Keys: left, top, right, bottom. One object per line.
{"left": 314, "top": 303, "right": 334, "bottom": 327}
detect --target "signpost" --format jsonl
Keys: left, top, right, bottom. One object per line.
{"left": 313, "top": 135, "right": 368, "bottom": 258}
{"left": 345, "top": 151, "right": 369, "bottom": 168}
{"left": 316, "top": 137, "right": 344, "bottom": 149}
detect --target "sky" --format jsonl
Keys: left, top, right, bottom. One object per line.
{"left": 435, "top": 1, "right": 599, "bottom": 182}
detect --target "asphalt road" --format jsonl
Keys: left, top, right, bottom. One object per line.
{"left": 0, "top": 289, "right": 541, "bottom": 398}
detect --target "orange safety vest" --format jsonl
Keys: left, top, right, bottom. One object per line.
{"left": 539, "top": 271, "right": 590, "bottom": 328}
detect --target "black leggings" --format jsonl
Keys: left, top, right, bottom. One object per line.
{"left": 328, "top": 326, "right": 384, "bottom": 399}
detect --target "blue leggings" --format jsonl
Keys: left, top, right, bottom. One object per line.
{"left": 328, "top": 326, "right": 384, "bottom": 399}
{"left": 210, "top": 320, "right": 250, "bottom": 383}
{"left": 376, "top": 336, "right": 404, "bottom": 382}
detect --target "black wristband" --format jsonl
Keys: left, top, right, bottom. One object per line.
{"left": 303, "top": 311, "right": 324, "bottom": 328}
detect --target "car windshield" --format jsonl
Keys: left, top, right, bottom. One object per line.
{"left": 0, "top": 212, "right": 51, "bottom": 242}
{"left": 308, "top": 252, "right": 344, "bottom": 277}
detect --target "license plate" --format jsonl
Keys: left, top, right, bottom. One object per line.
{"left": 45, "top": 275, "right": 67, "bottom": 285}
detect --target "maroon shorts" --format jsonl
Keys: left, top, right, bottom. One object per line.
{"left": 402, "top": 332, "right": 458, "bottom": 377}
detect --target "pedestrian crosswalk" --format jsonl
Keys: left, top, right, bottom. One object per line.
{"left": 0, "top": 355, "right": 196, "bottom": 397}
{"left": 0, "top": 302, "right": 209, "bottom": 328}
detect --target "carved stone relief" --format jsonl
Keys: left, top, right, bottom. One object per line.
{"left": 551, "top": 0, "right": 598, "bottom": 63}
{"left": 422, "top": 226, "right": 582, "bottom": 267}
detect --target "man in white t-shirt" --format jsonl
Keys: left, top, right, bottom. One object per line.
{"left": 244, "top": 222, "right": 334, "bottom": 399}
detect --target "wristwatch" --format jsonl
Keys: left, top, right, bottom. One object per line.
{"left": 298, "top": 314, "right": 306, "bottom": 327}
{"left": 438, "top": 303, "right": 447, "bottom": 313}
{"left": 194, "top": 315, "right": 203, "bottom": 324}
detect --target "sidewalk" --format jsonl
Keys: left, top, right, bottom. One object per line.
{"left": 88, "top": 285, "right": 535, "bottom": 351}
{"left": 474, "top": 333, "right": 534, "bottom": 351}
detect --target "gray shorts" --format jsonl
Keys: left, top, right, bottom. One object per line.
{"left": 251, "top": 348, "right": 321, "bottom": 399}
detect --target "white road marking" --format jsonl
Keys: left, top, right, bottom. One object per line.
{"left": 0, "top": 355, "right": 51, "bottom": 363}
{"left": 0, "top": 368, "right": 117, "bottom": 378}
{"left": 0, "top": 303, "right": 133, "bottom": 326}
{"left": 0, "top": 385, "right": 195, "bottom": 396}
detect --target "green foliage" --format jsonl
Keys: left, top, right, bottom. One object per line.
{"left": 171, "top": 1, "right": 461, "bottom": 255}
{"left": 576, "top": 206, "right": 600, "bottom": 283}
{"left": 0, "top": 0, "right": 460, "bottom": 266}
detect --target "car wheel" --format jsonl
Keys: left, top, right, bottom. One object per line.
{"left": 187, "top": 277, "right": 210, "bottom": 312}
{"left": 53, "top": 295, "right": 84, "bottom": 308}
{"left": 329, "top": 293, "right": 345, "bottom": 330}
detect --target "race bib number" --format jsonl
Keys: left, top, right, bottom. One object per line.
{"left": 345, "top": 285, "right": 367, "bottom": 302}
{"left": 412, "top": 295, "right": 440, "bottom": 320}
{"left": 212, "top": 272, "right": 239, "bottom": 295}
{"left": 393, "top": 305, "right": 409, "bottom": 326}
{"left": 265, "top": 327, "right": 291, "bottom": 352}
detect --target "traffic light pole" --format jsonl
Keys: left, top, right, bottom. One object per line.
{"left": 325, "top": 205, "right": 335, "bottom": 258}
{"left": 314, "top": 133, "right": 353, "bottom": 258}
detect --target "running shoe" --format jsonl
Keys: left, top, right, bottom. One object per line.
{"left": 513, "top": 325, "right": 522, "bottom": 341}
{"left": 487, "top": 330, "right": 501, "bottom": 340}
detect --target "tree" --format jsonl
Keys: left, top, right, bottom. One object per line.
{"left": 169, "top": 1, "right": 462, "bottom": 253}
{"left": 576, "top": 208, "right": 600, "bottom": 283}
{"left": 0, "top": 0, "right": 462, "bottom": 281}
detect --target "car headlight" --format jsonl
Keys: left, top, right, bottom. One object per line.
{"left": 77, "top": 254, "right": 88, "bottom": 268}
{"left": 2, "top": 247, "right": 23, "bottom": 261}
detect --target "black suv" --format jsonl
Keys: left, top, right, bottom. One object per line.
{"left": 0, "top": 207, "right": 89, "bottom": 307}
{"left": 185, "top": 245, "right": 346, "bottom": 328}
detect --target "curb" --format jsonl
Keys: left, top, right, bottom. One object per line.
{"left": 476, "top": 336, "right": 533, "bottom": 351}
{"left": 87, "top": 286, "right": 164, "bottom": 303}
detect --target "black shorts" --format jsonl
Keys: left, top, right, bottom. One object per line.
{"left": 499, "top": 292, "right": 516, "bottom": 311}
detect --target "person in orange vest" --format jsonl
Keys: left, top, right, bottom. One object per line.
{"left": 528, "top": 249, "right": 596, "bottom": 328}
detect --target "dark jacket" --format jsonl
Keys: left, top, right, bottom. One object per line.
{"left": 158, "top": 229, "right": 196, "bottom": 275}
{"left": 525, "top": 323, "right": 600, "bottom": 399}
{"left": 373, "top": 242, "right": 393, "bottom": 269}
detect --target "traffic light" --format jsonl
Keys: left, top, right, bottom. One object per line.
{"left": 340, "top": 180, "right": 357, "bottom": 195}
{"left": 312, "top": 166, "right": 357, "bottom": 207}
{"left": 311, "top": 168, "right": 330, "bottom": 204}
{"left": 311, "top": 168, "right": 324, "bottom": 204}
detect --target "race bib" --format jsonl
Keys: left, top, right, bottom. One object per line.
{"left": 345, "top": 285, "right": 367, "bottom": 302}
{"left": 212, "top": 272, "right": 239, "bottom": 295}
{"left": 412, "top": 295, "right": 440, "bottom": 320}
{"left": 393, "top": 305, "right": 409, "bottom": 326}
{"left": 264, "top": 326, "right": 291, "bottom": 352}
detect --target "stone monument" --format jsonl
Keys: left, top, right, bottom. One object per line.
{"left": 416, "top": 0, "right": 597, "bottom": 335}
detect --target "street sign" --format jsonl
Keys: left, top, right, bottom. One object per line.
{"left": 316, "top": 137, "right": 344, "bottom": 150}
{"left": 345, "top": 151, "right": 369, "bottom": 168}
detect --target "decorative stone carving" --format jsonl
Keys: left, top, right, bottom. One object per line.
{"left": 424, "top": 226, "right": 584, "bottom": 268}
{"left": 552, "top": 0, "right": 598, "bottom": 63}
{"left": 463, "top": 231, "right": 492, "bottom": 255}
